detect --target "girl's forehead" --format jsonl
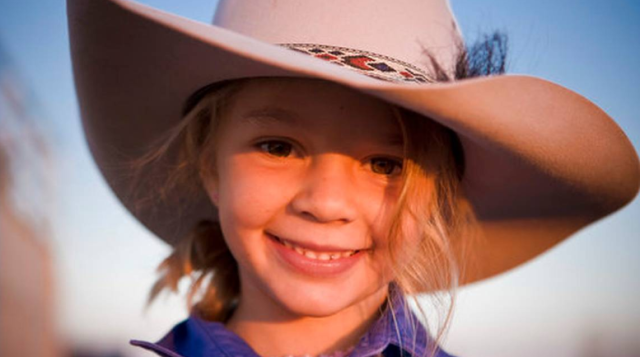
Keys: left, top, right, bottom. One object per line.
{"left": 223, "top": 78, "right": 404, "bottom": 143}
{"left": 231, "top": 78, "right": 388, "bottom": 109}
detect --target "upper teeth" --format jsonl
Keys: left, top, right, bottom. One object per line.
{"left": 279, "top": 238, "right": 357, "bottom": 260}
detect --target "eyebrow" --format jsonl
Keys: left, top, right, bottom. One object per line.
{"left": 240, "top": 107, "right": 301, "bottom": 127}
{"left": 385, "top": 135, "right": 404, "bottom": 149}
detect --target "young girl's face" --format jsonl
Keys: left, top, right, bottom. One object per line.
{"left": 206, "top": 78, "right": 410, "bottom": 319}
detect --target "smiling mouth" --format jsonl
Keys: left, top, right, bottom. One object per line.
{"left": 269, "top": 234, "right": 360, "bottom": 261}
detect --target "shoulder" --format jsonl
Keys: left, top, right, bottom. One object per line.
{"left": 130, "top": 315, "right": 260, "bottom": 357}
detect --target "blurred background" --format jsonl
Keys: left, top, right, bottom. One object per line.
{"left": 0, "top": 0, "right": 638, "bottom": 356}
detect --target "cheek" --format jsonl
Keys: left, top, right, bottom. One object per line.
{"left": 365, "top": 182, "right": 402, "bottom": 239}
{"left": 369, "top": 184, "right": 425, "bottom": 275}
{"left": 360, "top": 184, "right": 406, "bottom": 279}
{"left": 215, "top": 153, "right": 297, "bottom": 230}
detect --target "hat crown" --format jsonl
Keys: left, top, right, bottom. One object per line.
{"left": 212, "top": 0, "right": 462, "bottom": 77}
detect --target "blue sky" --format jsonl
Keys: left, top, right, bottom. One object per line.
{"left": 1, "top": 1, "right": 639, "bottom": 356}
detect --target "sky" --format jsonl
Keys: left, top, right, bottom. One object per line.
{"left": 0, "top": 0, "right": 639, "bottom": 356}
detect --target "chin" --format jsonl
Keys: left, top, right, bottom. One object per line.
{"left": 281, "top": 292, "right": 353, "bottom": 318}
{"left": 266, "top": 278, "right": 387, "bottom": 319}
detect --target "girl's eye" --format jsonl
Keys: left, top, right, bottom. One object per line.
{"left": 370, "top": 158, "right": 403, "bottom": 176}
{"left": 258, "top": 140, "right": 293, "bottom": 157}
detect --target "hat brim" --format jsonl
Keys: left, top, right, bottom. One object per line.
{"left": 68, "top": 0, "right": 640, "bottom": 284}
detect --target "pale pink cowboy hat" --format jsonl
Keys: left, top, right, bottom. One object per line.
{"left": 68, "top": 0, "right": 639, "bottom": 284}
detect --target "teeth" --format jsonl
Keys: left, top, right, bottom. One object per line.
{"left": 274, "top": 235, "right": 357, "bottom": 260}
{"left": 342, "top": 251, "right": 355, "bottom": 258}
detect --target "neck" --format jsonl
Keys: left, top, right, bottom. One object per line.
{"left": 226, "top": 283, "right": 389, "bottom": 357}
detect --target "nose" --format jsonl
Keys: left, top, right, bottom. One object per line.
{"left": 290, "top": 154, "right": 358, "bottom": 224}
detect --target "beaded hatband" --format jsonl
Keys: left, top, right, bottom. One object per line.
{"left": 280, "top": 43, "right": 433, "bottom": 84}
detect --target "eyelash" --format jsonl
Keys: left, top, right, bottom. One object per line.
{"left": 256, "top": 140, "right": 403, "bottom": 176}
{"left": 257, "top": 140, "right": 294, "bottom": 158}
{"left": 369, "top": 157, "right": 403, "bottom": 176}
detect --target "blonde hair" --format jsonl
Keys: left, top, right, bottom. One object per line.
{"left": 134, "top": 80, "right": 245, "bottom": 321}
{"left": 386, "top": 107, "right": 478, "bottom": 355}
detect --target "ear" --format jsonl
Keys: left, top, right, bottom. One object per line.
{"left": 201, "top": 175, "right": 220, "bottom": 207}
{"left": 210, "top": 189, "right": 220, "bottom": 206}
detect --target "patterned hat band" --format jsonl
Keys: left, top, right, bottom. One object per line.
{"left": 280, "top": 44, "right": 434, "bottom": 84}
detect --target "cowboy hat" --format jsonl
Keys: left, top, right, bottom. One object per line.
{"left": 67, "top": 0, "right": 640, "bottom": 284}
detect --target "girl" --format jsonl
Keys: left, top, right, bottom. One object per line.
{"left": 67, "top": 0, "right": 640, "bottom": 356}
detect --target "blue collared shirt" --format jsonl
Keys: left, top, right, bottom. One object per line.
{"left": 131, "top": 288, "right": 457, "bottom": 357}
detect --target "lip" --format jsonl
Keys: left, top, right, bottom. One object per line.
{"left": 266, "top": 232, "right": 365, "bottom": 277}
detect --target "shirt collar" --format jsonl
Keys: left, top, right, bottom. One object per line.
{"left": 352, "top": 284, "right": 430, "bottom": 357}
{"left": 131, "top": 285, "right": 453, "bottom": 357}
